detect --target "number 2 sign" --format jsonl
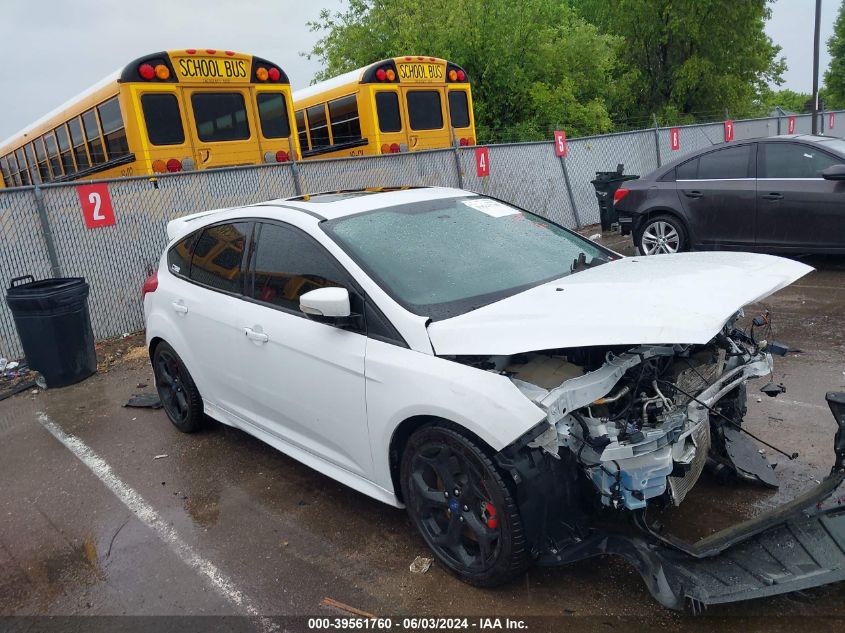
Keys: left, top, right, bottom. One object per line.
{"left": 77, "top": 183, "right": 116, "bottom": 229}
{"left": 475, "top": 147, "right": 490, "bottom": 177}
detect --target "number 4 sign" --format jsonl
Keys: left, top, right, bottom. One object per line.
{"left": 475, "top": 147, "right": 490, "bottom": 177}
{"left": 77, "top": 183, "right": 116, "bottom": 229}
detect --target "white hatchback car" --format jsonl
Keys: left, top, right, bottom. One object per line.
{"left": 144, "top": 187, "right": 845, "bottom": 608}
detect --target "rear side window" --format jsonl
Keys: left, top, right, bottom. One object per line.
{"left": 759, "top": 142, "right": 839, "bottom": 178}
{"left": 697, "top": 145, "right": 751, "bottom": 179}
{"left": 98, "top": 98, "right": 130, "bottom": 159}
{"left": 167, "top": 231, "right": 198, "bottom": 277}
{"left": 142, "top": 94, "right": 185, "bottom": 146}
{"left": 257, "top": 93, "right": 291, "bottom": 139}
{"left": 251, "top": 222, "right": 345, "bottom": 312}
{"left": 448, "top": 91, "right": 470, "bottom": 129}
{"left": 191, "top": 93, "right": 250, "bottom": 142}
{"left": 406, "top": 91, "right": 443, "bottom": 130}
{"left": 376, "top": 92, "right": 401, "bottom": 132}
{"left": 82, "top": 109, "right": 106, "bottom": 164}
{"left": 189, "top": 223, "right": 250, "bottom": 293}
{"left": 676, "top": 158, "right": 698, "bottom": 180}
{"left": 328, "top": 95, "right": 362, "bottom": 144}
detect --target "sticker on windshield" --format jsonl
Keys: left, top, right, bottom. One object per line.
{"left": 461, "top": 198, "right": 519, "bottom": 218}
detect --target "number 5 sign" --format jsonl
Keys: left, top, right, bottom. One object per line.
{"left": 475, "top": 147, "right": 490, "bottom": 177}
{"left": 77, "top": 183, "right": 116, "bottom": 229}
{"left": 553, "top": 130, "right": 568, "bottom": 157}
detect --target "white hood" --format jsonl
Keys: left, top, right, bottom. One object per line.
{"left": 427, "top": 252, "right": 812, "bottom": 356}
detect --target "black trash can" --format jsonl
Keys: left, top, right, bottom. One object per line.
{"left": 590, "top": 164, "right": 639, "bottom": 231}
{"left": 6, "top": 276, "right": 96, "bottom": 388}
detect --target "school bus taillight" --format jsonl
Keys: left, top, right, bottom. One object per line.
{"left": 139, "top": 63, "right": 155, "bottom": 80}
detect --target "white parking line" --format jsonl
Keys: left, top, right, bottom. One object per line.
{"left": 36, "top": 412, "right": 277, "bottom": 632}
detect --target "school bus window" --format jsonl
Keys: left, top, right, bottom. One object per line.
{"left": 375, "top": 92, "right": 401, "bottom": 133}
{"left": 191, "top": 93, "right": 250, "bottom": 142}
{"left": 0, "top": 156, "right": 11, "bottom": 187}
{"left": 54, "top": 125, "right": 76, "bottom": 175}
{"left": 256, "top": 93, "right": 291, "bottom": 139}
{"left": 328, "top": 95, "right": 361, "bottom": 144}
{"left": 33, "top": 138, "right": 51, "bottom": 182}
{"left": 406, "top": 91, "right": 443, "bottom": 131}
{"left": 7, "top": 153, "right": 20, "bottom": 187}
{"left": 24, "top": 144, "right": 40, "bottom": 184}
{"left": 295, "top": 110, "right": 308, "bottom": 150}
{"left": 82, "top": 110, "right": 106, "bottom": 164}
{"left": 98, "top": 98, "right": 130, "bottom": 159}
{"left": 448, "top": 91, "right": 470, "bottom": 129}
{"left": 68, "top": 117, "right": 90, "bottom": 170}
{"left": 43, "top": 133, "right": 63, "bottom": 177}
{"left": 15, "top": 148, "right": 31, "bottom": 186}
{"left": 141, "top": 94, "right": 185, "bottom": 146}
{"left": 306, "top": 104, "right": 330, "bottom": 149}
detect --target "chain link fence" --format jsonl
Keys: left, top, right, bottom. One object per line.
{"left": 0, "top": 109, "right": 841, "bottom": 358}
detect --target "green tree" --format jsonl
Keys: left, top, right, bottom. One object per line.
{"left": 824, "top": 1, "right": 845, "bottom": 109}
{"left": 758, "top": 88, "right": 811, "bottom": 114}
{"left": 305, "top": 0, "right": 622, "bottom": 140}
{"left": 575, "top": 0, "right": 785, "bottom": 122}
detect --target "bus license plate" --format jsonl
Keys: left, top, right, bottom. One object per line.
{"left": 396, "top": 63, "right": 444, "bottom": 82}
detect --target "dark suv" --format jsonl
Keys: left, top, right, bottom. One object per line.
{"left": 614, "top": 134, "right": 845, "bottom": 255}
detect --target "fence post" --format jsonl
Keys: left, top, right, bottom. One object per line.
{"left": 453, "top": 144, "right": 464, "bottom": 189}
{"left": 652, "top": 114, "right": 662, "bottom": 167}
{"left": 289, "top": 159, "right": 303, "bottom": 195}
{"left": 558, "top": 153, "right": 582, "bottom": 229}
{"left": 33, "top": 186, "right": 63, "bottom": 278}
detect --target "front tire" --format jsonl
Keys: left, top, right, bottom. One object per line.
{"left": 637, "top": 214, "right": 688, "bottom": 255}
{"left": 152, "top": 342, "right": 204, "bottom": 433}
{"left": 400, "top": 424, "right": 529, "bottom": 587}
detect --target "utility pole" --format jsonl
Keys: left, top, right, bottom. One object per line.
{"left": 812, "top": 0, "right": 822, "bottom": 134}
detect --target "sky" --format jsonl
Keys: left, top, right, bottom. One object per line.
{"left": 0, "top": 0, "right": 841, "bottom": 140}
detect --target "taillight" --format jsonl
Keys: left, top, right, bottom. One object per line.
{"left": 275, "top": 150, "right": 289, "bottom": 162}
{"left": 142, "top": 271, "right": 158, "bottom": 298}
{"left": 459, "top": 137, "right": 469, "bottom": 146}
{"left": 449, "top": 70, "right": 458, "bottom": 81}
{"left": 166, "top": 158, "right": 182, "bottom": 172}
{"left": 457, "top": 70, "right": 465, "bottom": 81}
{"left": 154, "top": 64, "right": 170, "bottom": 80}
{"left": 152, "top": 159, "right": 167, "bottom": 173}
{"left": 381, "top": 143, "right": 390, "bottom": 154}
{"left": 376, "top": 68, "right": 386, "bottom": 81}
{"left": 268, "top": 67, "right": 280, "bottom": 81}
{"left": 390, "top": 143, "right": 400, "bottom": 153}
{"left": 139, "top": 63, "right": 155, "bottom": 80}
{"left": 256, "top": 67, "right": 269, "bottom": 81}
{"left": 613, "top": 188, "right": 630, "bottom": 205}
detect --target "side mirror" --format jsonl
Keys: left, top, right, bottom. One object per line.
{"left": 822, "top": 164, "right": 845, "bottom": 180}
{"left": 299, "top": 287, "right": 351, "bottom": 319}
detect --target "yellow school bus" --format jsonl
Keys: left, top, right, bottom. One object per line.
{"left": 292, "top": 56, "right": 475, "bottom": 159}
{"left": 0, "top": 49, "right": 299, "bottom": 188}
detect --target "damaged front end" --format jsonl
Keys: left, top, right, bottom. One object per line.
{"left": 478, "top": 315, "right": 845, "bottom": 609}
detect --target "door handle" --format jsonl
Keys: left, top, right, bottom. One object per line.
{"left": 762, "top": 192, "right": 783, "bottom": 200}
{"left": 199, "top": 149, "right": 211, "bottom": 164}
{"left": 171, "top": 302, "right": 188, "bottom": 315}
{"left": 244, "top": 327, "right": 269, "bottom": 343}
{"left": 683, "top": 190, "right": 703, "bottom": 199}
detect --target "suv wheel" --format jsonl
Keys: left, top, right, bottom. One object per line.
{"left": 400, "top": 425, "right": 529, "bottom": 587}
{"left": 637, "top": 214, "right": 688, "bottom": 255}
{"left": 152, "top": 342, "right": 204, "bottom": 433}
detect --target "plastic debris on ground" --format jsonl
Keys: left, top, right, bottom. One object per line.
{"left": 409, "top": 556, "right": 433, "bottom": 574}
{"left": 124, "top": 393, "right": 162, "bottom": 409}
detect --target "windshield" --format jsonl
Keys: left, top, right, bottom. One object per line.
{"left": 323, "top": 196, "right": 615, "bottom": 320}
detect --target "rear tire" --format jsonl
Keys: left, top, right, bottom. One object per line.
{"left": 637, "top": 214, "right": 688, "bottom": 255}
{"left": 400, "top": 424, "right": 530, "bottom": 587}
{"left": 152, "top": 342, "right": 204, "bottom": 433}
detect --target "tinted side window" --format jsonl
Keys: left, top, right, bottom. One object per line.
{"left": 68, "top": 117, "right": 91, "bottom": 170}
{"left": 406, "top": 91, "right": 443, "bottom": 130}
{"left": 376, "top": 92, "right": 401, "bottom": 132}
{"left": 676, "top": 158, "right": 698, "bottom": 180}
{"left": 328, "top": 95, "right": 362, "bottom": 144}
{"left": 760, "top": 143, "right": 839, "bottom": 178}
{"left": 252, "top": 223, "right": 345, "bottom": 312}
{"left": 167, "top": 231, "right": 198, "bottom": 277}
{"left": 142, "top": 94, "right": 186, "bottom": 146}
{"left": 82, "top": 109, "right": 106, "bottom": 164}
{"left": 191, "top": 93, "right": 250, "bottom": 142}
{"left": 448, "top": 91, "right": 470, "bottom": 128}
{"left": 189, "top": 223, "right": 250, "bottom": 293}
{"left": 696, "top": 145, "right": 751, "bottom": 180}
{"left": 98, "top": 98, "right": 130, "bottom": 159}
{"left": 257, "top": 93, "right": 291, "bottom": 139}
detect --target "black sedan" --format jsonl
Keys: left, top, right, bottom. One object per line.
{"left": 614, "top": 134, "right": 845, "bottom": 255}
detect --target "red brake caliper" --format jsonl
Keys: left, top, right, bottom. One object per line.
{"left": 482, "top": 501, "right": 498, "bottom": 529}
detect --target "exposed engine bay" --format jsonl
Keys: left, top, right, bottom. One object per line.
{"left": 458, "top": 311, "right": 780, "bottom": 512}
